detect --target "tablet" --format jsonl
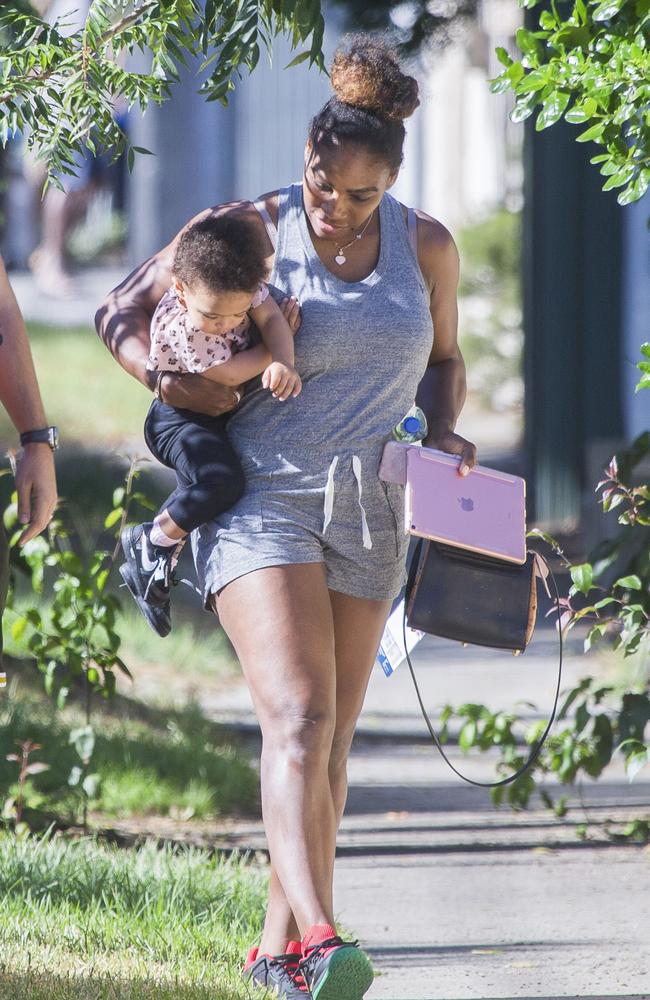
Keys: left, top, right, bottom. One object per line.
{"left": 405, "top": 447, "right": 527, "bottom": 564}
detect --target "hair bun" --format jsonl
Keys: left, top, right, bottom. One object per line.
{"left": 330, "top": 35, "right": 419, "bottom": 122}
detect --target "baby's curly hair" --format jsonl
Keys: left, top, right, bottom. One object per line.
{"left": 173, "top": 215, "right": 268, "bottom": 293}
{"left": 309, "top": 35, "right": 419, "bottom": 170}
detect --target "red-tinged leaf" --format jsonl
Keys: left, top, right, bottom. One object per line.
{"left": 559, "top": 610, "right": 573, "bottom": 632}
{"left": 24, "top": 762, "right": 50, "bottom": 776}
{"left": 608, "top": 455, "right": 618, "bottom": 478}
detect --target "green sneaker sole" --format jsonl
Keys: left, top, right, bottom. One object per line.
{"left": 310, "top": 945, "right": 374, "bottom": 1000}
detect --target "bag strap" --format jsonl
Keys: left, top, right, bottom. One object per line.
{"left": 402, "top": 552, "right": 563, "bottom": 788}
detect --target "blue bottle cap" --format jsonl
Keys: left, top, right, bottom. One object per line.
{"left": 403, "top": 416, "right": 421, "bottom": 434}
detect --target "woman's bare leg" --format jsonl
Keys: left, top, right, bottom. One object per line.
{"left": 216, "top": 563, "right": 340, "bottom": 955}
{"left": 216, "top": 570, "right": 392, "bottom": 955}
{"left": 326, "top": 590, "right": 393, "bottom": 888}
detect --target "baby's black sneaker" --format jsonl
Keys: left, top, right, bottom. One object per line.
{"left": 119, "top": 522, "right": 175, "bottom": 637}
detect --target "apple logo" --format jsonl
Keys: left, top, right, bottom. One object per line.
{"left": 458, "top": 497, "right": 475, "bottom": 512}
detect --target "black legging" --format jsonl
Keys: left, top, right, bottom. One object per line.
{"left": 144, "top": 400, "right": 245, "bottom": 534}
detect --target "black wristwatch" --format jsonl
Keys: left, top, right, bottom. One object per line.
{"left": 20, "top": 426, "right": 59, "bottom": 451}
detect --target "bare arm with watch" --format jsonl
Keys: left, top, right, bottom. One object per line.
{"left": 0, "top": 256, "right": 58, "bottom": 545}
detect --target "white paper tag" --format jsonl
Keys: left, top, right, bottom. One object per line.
{"left": 376, "top": 598, "right": 425, "bottom": 677}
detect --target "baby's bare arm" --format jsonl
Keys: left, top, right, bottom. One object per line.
{"left": 251, "top": 295, "right": 295, "bottom": 367}
{"left": 201, "top": 343, "right": 272, "bottom": 386}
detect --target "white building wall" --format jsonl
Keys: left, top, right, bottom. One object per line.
{"left": 393, "top": 0, "right": 522, "bottom": 230}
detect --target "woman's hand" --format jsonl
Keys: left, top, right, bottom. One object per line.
{"left": 424, "top": 419, "right": 477, "bottom": 477}
{"left": 280, "top": 296, "right": 302, "bottom": 333}
{"left": 160, "top": 372, "right": 242, "bottom": 416}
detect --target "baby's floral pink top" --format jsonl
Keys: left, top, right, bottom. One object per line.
{"left": 146, "top": 283, "right": 268, "bottom": 373}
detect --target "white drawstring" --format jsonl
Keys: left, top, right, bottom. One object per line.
{"left": 322, "top": 455, "right": 339, "bottom": 534}
{"left": 322, "top": 454, "right": 373, "bottom": 550}
{"left": 351, "top": 455, "right": 373, "bottom": 549}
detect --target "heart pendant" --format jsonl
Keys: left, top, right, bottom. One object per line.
{"left": 335, "top": 254, "right": 346, "bottom": 266}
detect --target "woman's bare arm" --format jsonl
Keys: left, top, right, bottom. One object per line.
{"left": 414, "top": 212, "right": 477, "bottom": 476}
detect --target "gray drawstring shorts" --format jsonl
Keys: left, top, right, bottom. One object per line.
{"left": 192, "top": 446, "right": 409, "bottom": 603}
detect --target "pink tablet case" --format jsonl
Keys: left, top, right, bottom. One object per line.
{"left": 404, "top": 447, "right": 527, "bottom": 564}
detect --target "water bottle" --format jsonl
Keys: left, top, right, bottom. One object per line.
{"left": 392, "top": 405, "right": 428, "bottom": 443}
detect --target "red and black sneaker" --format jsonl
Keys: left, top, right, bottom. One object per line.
{"left": 244, "top": 940, "right": 310, "bottom": 997}
{"left": 298, "top": 924, "right": 373, "bottom": 1000}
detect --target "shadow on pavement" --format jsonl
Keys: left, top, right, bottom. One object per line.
{"left": 368, "top": 945, "right": 648, "bottom": 998}
{"left": 344, "top": 781, "right": 650, "bottom": 816}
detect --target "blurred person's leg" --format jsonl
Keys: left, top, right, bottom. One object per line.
{"left": 27, "top": 146, "right": 98, "bottom": 297}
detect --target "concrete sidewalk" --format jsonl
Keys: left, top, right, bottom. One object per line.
{"left": 10, "top": 265, "right": 126, "bottom": 328}
{"left": 206, "top": 627, "right": 650, "bottom": 1000}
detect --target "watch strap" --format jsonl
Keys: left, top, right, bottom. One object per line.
{"left": 20, "top": 426, "right": 58, "bottom": 450}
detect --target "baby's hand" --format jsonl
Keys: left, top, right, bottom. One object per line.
{"left": 262, "top": 362, "right": 302, "bottom": 401}
{"left": 281, "top": 296, "right": 302, "bottom": 334}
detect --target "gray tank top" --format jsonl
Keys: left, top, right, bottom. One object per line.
{"left": 228, "top": 182, "right": 434, "bottom": 462}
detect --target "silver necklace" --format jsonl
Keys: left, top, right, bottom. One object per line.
{"left": 333, "top": 210, "right": 375, "bottom": 266}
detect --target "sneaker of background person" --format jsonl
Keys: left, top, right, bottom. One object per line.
{"left": 244, "top": 940, "right": 310, "bottom": 997}
{"left": 299, "top": 923, "right": 373, "bottom": 1000}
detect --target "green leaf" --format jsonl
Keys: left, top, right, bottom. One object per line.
{"left": 515, "top": 26, "right": 543, "bottom": 62}
{"left": 602, "top": 165, "right": 636, "bottom": 191}
{"left": 618, "top": 170, "right": 650, "bottom": 205}
{"left": 104, "top": 507, "right": 123, "bottom": 529}
{"left": 515, "top": 69, "right": 548, "bottom": 94}
{"left": 571, "top": 563, "right": 594, "bottom": 595}
{"left": 495, "top": 46, "right": 513, "bottom": 67}
{"left": 584, "top": 622, "right": 608, "bottom": 651}
{"left": 565, "top": 106, "right": 590, "bottom": 124}
{"left": 459, "top": 720, "right": 477, "bottom": 751}
{"left": 536, "top": 91, "right": 570, "bottom": 130}
{"left": 576, "top": 122, "right": 605, "bottom": 143}
{"left": 593, "top": 0, "right": 626, "bottom": 20}
{"left": 626, "top": 750, "right": 648, "bottom": 782}
{"left": 284, "top": 49, "right": 310, "bottom": 69}
{"left": 511, "top": 99, "right": 536, "bottom": 123}
{"left": 11, "top": 617, "right": 28, "bottom": 642}
{"left": 594, "top": 597, "right": 618, "bottom": 610}
{"left": 613, "top": 575, "right": 642, "bottom": 590}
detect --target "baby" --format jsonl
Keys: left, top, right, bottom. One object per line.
{"left": 120, "top": 214, "right": 301, "bottom": 636}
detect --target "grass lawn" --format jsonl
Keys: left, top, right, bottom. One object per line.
{"left": 0, "top": 322, "right": 150, "bottom": 449}
{"left": 0, "top": 832, "right": 269, "bottom": 999}
{"left": 1, "top": 676, "right": 259, "bottom": 825}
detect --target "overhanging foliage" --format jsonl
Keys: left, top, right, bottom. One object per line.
{"left": 492, "top": 0, "right": 650, "bottom": 204}
{"left": 0, "top": 0, "right": 325, "bottom": 186}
